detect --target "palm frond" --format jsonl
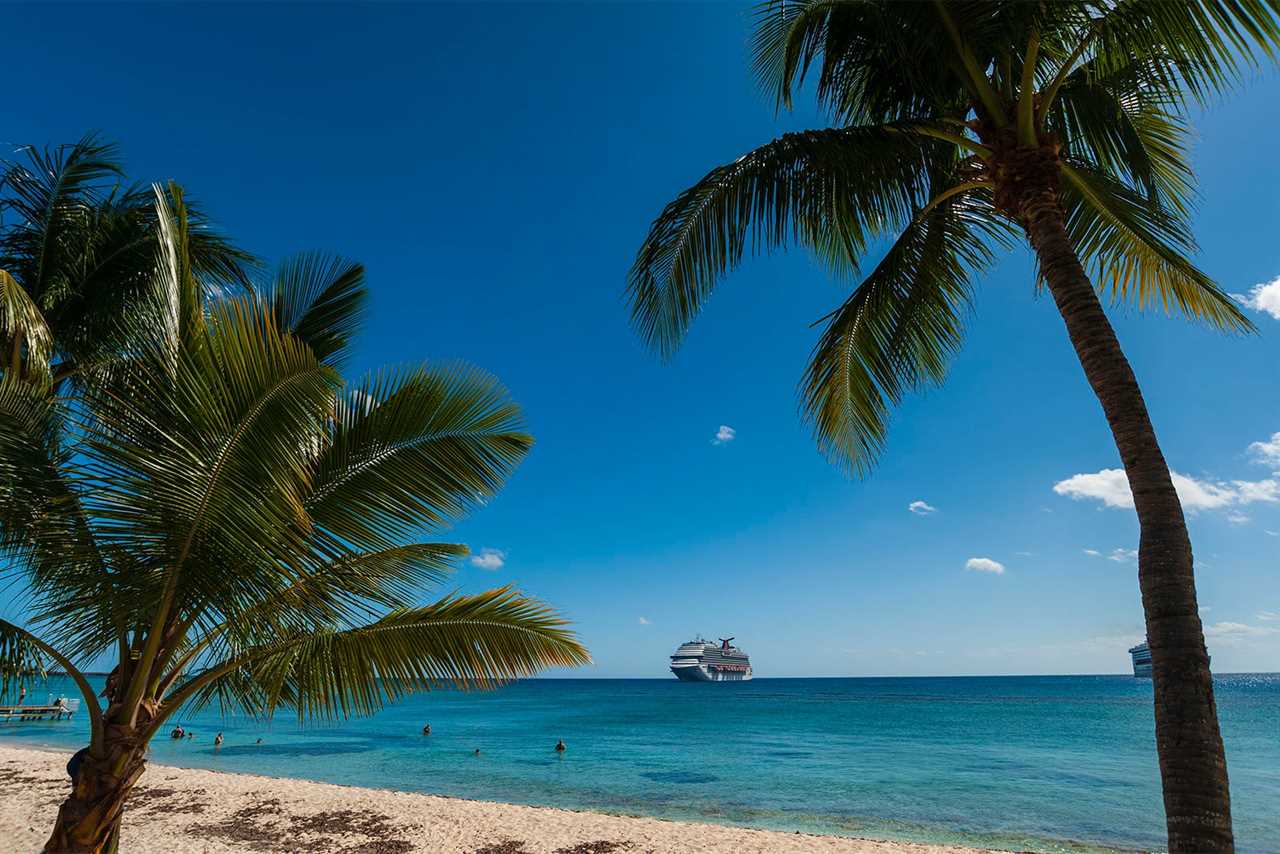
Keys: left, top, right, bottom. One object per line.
{"left": 628, "top": 125, "right": 936, "bottom": 357}
{"left": 1088, "top": 0, "right": 1280, "bottom": 105}
{"left": 265, "top": 253, "right": 367, "bottom": 365}
{"left": 1047, "top": 69, "right": 1195, "bottom": 215}
{"left": 0, "top": 619, "right": 48, "bottom": 697}
{"left": 0, "top": 269, "right": 53, "bottom": 382}
{"left": 802, "top": 188, "right": 1008, "bottom": 476}
{"left": 308, "top": 364, "right": 532, "bottom": 552}
{"left": 0, "top": 134, "right": 123, "bottom": 306}
{"left": 180, "top": 586, "right": 590, "bottom": 721}
{"left": 1059, "top": 161, "right": 1252, "bottom": 332}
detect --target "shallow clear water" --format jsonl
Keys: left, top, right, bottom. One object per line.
{"left": 3, "top": 675, "right": 1277, "bottom": 853}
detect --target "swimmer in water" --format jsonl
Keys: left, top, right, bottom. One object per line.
{"left": 555, "top": 740, "right": 566, "bottom": 753}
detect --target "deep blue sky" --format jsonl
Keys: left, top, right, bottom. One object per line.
{"left": 6, "top": 3, "right": 1278, "bottom": 677}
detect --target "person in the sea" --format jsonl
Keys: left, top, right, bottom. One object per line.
{"left": 256, "top": 738, "right": 263, "bottom": 745}
{"left": 214, "top": 733, "right": 224, "bottom": 748}
{"left": 422, "top": 724, "right": 431, "bottom": 735}
{"left": 18, "top": 686, "right": 25, "bottom": 705}
{"left": 170, "top": 726, "right": 184, "bottom": 740}
{"left": 186, "top": 731, "right": 194, "bottom": 740}
{"left": 555, "top": 740, "right": 566, "bottom": 753}
{"left": 473, "top": 748, "right": 481, "bottom": 756}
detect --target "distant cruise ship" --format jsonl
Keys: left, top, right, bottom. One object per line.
{"left": 1129, "top": 642, "right": 1152, "bottom": 677}
{"left": 669, "top": 637, "right": 753, "bottom": 681}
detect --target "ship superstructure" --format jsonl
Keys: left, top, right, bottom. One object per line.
{"left": 1129, "top": 642, "right": 1152, "bottom": 677}
{"left": 669, "top": 637, "right": 753, "bottom": 682}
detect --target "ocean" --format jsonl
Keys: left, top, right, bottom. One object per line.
{"left": 3, "top": 674, "right": 1277, "bottom": 853}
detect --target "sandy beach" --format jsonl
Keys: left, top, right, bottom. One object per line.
{"left": 0, "top": 745, "right": 998, "bottom": 854}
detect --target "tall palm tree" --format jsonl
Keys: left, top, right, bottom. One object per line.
{"left": 628, "top": 3, "right": 1279, "bottom": 851}
{"left": 0, "top": 186, "right": 589, "bottom": 853}
{"left": 0, "top": 134, "right": 255, "bottom": 388}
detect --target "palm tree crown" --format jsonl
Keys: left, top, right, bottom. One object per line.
{"left": 630, "top": 0, "right": 1272, "bottom": 474}
{"left": 0, "top": 178, "right": 587, "bottom": 852}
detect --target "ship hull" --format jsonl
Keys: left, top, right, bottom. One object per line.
{"left": 670, "top": 664, "right": 753, "bottom": 682}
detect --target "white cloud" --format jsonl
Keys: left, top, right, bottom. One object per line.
{"left": 1015, "top": 551, "right": 1034, "bottom": 557}
{"left": 1257, "top": 611, "right": 1279, "bottom": 622}
{"left": 1205, "top": 621, "right": 1278, "bottom": 639}
{"left": 470, "top": 548, "right": 506, "bottom": 570}
{"left": 965, "top": 557, "right": 1005, "bottom": 575}
{"left": 1053, "top": 468, "right": 1278, "bottom": 512}
{"left": 1233, "top": 275, "right": 1280, "bottom": 320}
{"left": 637, "top": 616, "right": 651, "bottom": 626}
{"left": 1225, "top": 511, "right": 1251, "bottom": 526}
{"left": 712, "top": 425, "right": 736, "bottom": 445}
{"left": 1108, "top": 548, "right": 1138, "bottom": 563}
{"left": 1267, "top": 530, "right": 1279, "bottom": 537}
{"left": 1084, "top": 549, "right": 1102, "bottom": 557}
{"left": 908, "top": 500, "right": 937, "bottom": 516}
{"left": 1249, "top": 431, "right": 1280, "bottom": 467}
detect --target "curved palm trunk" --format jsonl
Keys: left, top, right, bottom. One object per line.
{"left": 45, "top": 733, "right": 146, "bottom": 854}
{"left": 1019, "top": 185, "right": 1233, "bottom": 852}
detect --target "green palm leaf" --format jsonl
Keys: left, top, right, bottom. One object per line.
{"left": 309, "top": 364, "right": 532, "bottom": 552}
{"left": 628, "top": 125, "right": 934, "bottom": 357}
{"left": 802, "top": 190, "right": 1006, "bottom": 476}
{"left": 1059, "top": 162, "right": 1251, "bottom": 332}
{"left": 176, "top": 586, "right": 590, "bottom": 722}
{"left": 264, "top": 253, "right": 367, "bottom": 366}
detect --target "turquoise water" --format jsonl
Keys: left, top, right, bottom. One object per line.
{"left": 3, "top": 675, "right": 1277, "bottom": 853}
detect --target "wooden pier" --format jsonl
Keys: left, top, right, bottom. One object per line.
{"left": 0, "top": 699, "right": 79, "bottom": 721}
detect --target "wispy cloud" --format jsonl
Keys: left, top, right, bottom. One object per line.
{"left": 1084, "top": 549, "right": 1102, "bottom": 557}
{"left": 908, "top": 500, "right": 937, "bottom": 516}
{"left": 1108, "top": 548, "right": 1138, "bottom": 563}
{"left": 965, "top": 557, "right": 1005, "bottom": 575}
{"left": 1233, "top": 275, "right": 1280, "bottom": 320}
{"left": 1053, "top": 468, "right": 1278, "bottom": 512}
{"left": 1226, "top": 511, "right": 1251, "bottom": 526}
{"left": 637, "top": 616, "right": 651, "bottom": 626}
{"left": 712, "top": 425, "right": 736, "bottom": 445}
{"left": 1257, "top": 611, "right": 1279, "bottom": 622}
{"left": 470, "top": 548, "right": 506, "bottom": 570}
{"left": 1205, "top": 621, "right": 1279, "bottom": 643}
{"left": 1249, "top": 431, "right": 1280, "bottom": 468}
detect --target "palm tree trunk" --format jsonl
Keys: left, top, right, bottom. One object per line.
{"left": 1019, "top": 187, "right": 1233, "bottom": 852}
{"left": 45, "top": 734, "right": 145, "bottom": 854}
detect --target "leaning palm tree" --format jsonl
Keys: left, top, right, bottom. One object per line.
{"left": 0, "top": 133, "right": 255, "bottom": 388}
{"left": 629, "top": 3, "right": 1280, "bottom": 851}
{"left": 0, "top": 186, "right": 588, "bottom": 853}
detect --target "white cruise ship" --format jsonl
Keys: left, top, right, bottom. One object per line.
{"left": 669, "top": 637, "right": 753, "bottom": 681}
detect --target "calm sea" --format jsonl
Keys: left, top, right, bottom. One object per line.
{"left": 3, "top": 674, "right": 1277, "bottom": 853}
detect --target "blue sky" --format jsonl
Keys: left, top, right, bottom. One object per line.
{"left": 5, "top": 3, "right": 1278, "bottom": 677}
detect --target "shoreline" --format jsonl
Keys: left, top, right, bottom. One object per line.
{"left": 0, "top": 744, "right": 1003, "bottom": 853}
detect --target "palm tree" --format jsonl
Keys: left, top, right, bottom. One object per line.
{"left": 0, "top": 186, "right": 589, "bottom": 853}
{"left": 628, "top": 3, "right": 1279, "bottom": 851}
{"left": 0, "top": 133, "right": 255, "bottom": 388}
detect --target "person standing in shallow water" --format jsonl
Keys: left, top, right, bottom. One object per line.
{"left": 555, "top": 740, "right": 566, "bottom": 753}
{"left": 214, "top": 733, "right": 223, "bottom": 748}
{"left": 422, "top": 724, "right": 431, "bottom": 735}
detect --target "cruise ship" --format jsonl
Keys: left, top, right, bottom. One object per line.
{"left": 669, "top": 637, "right": 753, "bottom": 681}
{"left": 1129, "top": 642, "right": 1152, "bottom": 677}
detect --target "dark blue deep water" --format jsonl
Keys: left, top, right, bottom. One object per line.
{"left": 3, "top": 675, "right": 1277, "bottom": 852}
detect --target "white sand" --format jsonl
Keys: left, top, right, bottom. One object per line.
{"left": 0, "top": 744, "right": 996, "bottom": 854}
